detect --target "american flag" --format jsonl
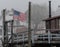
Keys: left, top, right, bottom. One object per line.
{"left": 13, "top": 9, "right": 26, "bottom": 22}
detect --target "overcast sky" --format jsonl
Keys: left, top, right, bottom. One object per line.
{"left": 0, "top": 0, "right": 60, "bottom": 13}
{"left": 0, "top": 0, "right": 60, "bottom": 25}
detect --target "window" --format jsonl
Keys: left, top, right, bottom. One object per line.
{"left": 46, "top": 21, "right": 49, "bottom": 29}
{"left": 59, "top": 19, "right": 60, "bottom": 29}
{"left": 55, "top": 19, "right": 59, "bottom": 29}
{"left": 51, "top": 20, "right": 55, "bottom": 29}
{"left": 0, "top": 29, "right": 2, "bottom": 35}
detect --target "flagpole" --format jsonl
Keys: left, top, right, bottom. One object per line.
{"left": 28, "top": 2, "right": 31, "bottom": 47}
{"left": 12, "top": 9, "right": 21, "bottom": 45}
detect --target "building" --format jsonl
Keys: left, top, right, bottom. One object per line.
{"left": 43, "top": 16, "right": 60, "bottom": 33}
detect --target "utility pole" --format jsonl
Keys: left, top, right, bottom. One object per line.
{"left": 11, "top": 20, "right": 14, "bottom": 47}
{"left": 49, "top": 1, "right": 51, "bottom": 29}
{"left": 49, "top": 1, "right": 51, "bottom": 31}
{"left": 2, "top": 9, "right": 9, "bottom": 47}
{"left": 28, "top": 2, "right": 31, "bottom": 47}
{"left": 49, "top": 1, "right": 51, "bottom": 18}
{"left": 2, "top": 9, "right": 6, "bottom": 47}
{"left": 48, "top": 0, "right": 51, "bottom": 45}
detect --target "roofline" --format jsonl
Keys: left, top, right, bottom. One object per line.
{"left": 43, "top": 15, "right": 60, "bottom": 21}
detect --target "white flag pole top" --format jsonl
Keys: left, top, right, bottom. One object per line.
{"left": 5, "top": 9, "right": 14, "bottom": 21}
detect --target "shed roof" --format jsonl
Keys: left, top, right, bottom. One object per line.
{"left": 43, "top": 15, "right": 60, "bottom": 21}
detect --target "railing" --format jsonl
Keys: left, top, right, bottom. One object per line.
{"left": 13, "top": 29, "right": 60, "bottom": 44}
{"left": 0, "top": 26, "right": 60, "bottom": 44}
